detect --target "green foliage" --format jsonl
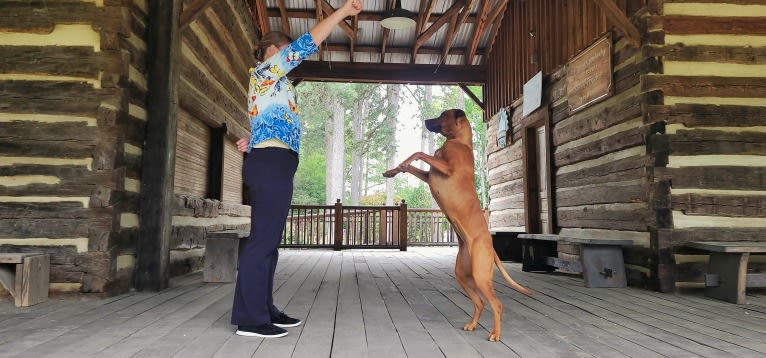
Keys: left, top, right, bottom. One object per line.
{"left": 292, "top": 152, "right": 325, "bottom": 205}
{"left": 292, "top": 82, "right": 489, "bottom": 208}
{"left": 395, "top": 182, "right": 433, "bottom": 208}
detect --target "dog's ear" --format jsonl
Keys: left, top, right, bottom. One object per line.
{"left": 454, "top": 109, "right": 467, "bottom": 119}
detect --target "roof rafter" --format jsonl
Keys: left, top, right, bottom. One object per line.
{"left": 411, "top": 0, "right": 435, "bottom": 63}
{"left": 252, "top": 0, "right": 270, "bottom": 35}
{"left": 315, "top": 0, "right": 324, "bottom": 60}
{"left": 440, "top": 0, "right": 476, "bottom": 64}
{"left": 350, "top": 14, "right": 358, "bottom": 62}
{"left": 413, "top": 0, "right": 467, "bottom": 64}
{"left": 380, "top": 0, "right": 394, "bottom": 63}
{"left": 321, "top": 0, "right": 355, "bottom": 39}
{"left": 482, "top": 0, "right": 509, "bottom": 64}
{"left": 179, "top": 0, "right": 220, "bottom": 30}
{"left": 277, "top": 0, "right": 290, "bottom": 35}
{"left": 466, "top": 0, "right": 492, "bottom": 65}
{"left": 589, "top": 0, "right": 641, "bottom": 48}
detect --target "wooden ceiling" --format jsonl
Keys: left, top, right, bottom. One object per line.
{"left": 244, "top": 0, "right": 513, "bottom": 85}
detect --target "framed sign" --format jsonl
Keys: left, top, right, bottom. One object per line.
{"left": 522, "top": 71, "right": 542, "bottom": 117}
{"left": 567, "top": 34, "right": 613, "bottom": 113}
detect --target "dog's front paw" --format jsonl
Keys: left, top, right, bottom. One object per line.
{"left": 463, "top": 322, "right": 477, "bottom": 331}
{"left": 488, "top": 332, "right": 501, "bottom": 342}
{"left": 382, "top": 168, "right": 399, "bottom": 178}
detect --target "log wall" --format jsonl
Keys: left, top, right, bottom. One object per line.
{"left": 486, "top": 0, "right": 765, "bottom": 290}
{"left": 0, "top": 0, "right": 256, "bottom": 295}
{"left": 167, "top": 0, "right": 255, "bottom": 276}
{"left": 0, "top": 0, "right": 137, "bottom": 294}
{"left": 485, "top": 0, "right": 656, "bottom": 286}
{"left": 645, "top": 0, "right": 766, "bottom": 291}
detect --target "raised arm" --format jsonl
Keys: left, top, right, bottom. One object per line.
{"left": 310, "top": 0, "right": 362, "bottom": 45}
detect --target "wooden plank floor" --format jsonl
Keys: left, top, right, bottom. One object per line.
{"left": 2, "top": 248, "right": 765, "bottom": 358}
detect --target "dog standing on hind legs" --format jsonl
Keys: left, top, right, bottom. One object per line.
{"left": 383, "top": 109, "right": 533, "bottom": 341}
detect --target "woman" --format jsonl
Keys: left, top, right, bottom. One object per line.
{"left": 232, "top": 0, "right": 363, "bottom": 338}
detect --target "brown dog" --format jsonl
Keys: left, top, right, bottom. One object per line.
{"left": 383, "top": 109, "right": 532, "bottom": 341}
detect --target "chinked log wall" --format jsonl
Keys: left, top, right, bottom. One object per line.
{"left": 0, "top": 0, "right": 137, "bottom": 294}
{"left": 0, "top": 0, "right": 256, "bottom": 295}
{"left": 168, "top": 0, "right": 255, "bottom": 276}
{"left": 485, "top": 0, "right": 656, "bottom": 286}
{"left": 645, "top": 0, "right": 766, "bottom": 291}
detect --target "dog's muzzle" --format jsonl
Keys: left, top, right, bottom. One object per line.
{"left": 424, "top": 118, "right": 441, "bottom": 133}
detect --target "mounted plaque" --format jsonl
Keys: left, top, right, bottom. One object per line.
{"left": 522, "top": 71, "right": 542, "bottom": 117}
{"left": 567, "top": 34, "right": 613, "bottom": 113}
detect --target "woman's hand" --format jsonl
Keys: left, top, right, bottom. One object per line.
{"left": 342, "top": 0, "right": 362, "bottom": 16}
{"left": 311, "top": 0, "right": 363, "bottom": 47}
{"left": 236, "top": 136, "right": 250, "bottom": 153}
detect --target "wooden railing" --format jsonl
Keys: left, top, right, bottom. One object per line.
{"left": 280, "top": 200, "right": 457, "bottom": 250}
{"left": 407, "top": 209, "right": 458, "bottom": 246}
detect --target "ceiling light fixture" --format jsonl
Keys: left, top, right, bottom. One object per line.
{"left": 381, "top": 0, "right": 416, "bottom": 30}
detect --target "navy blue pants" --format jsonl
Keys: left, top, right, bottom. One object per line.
{"left": 231, "top": 147, "right": 298, "bottom": 326}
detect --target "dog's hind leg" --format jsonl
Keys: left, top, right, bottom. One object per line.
{"left": 472, "top": 250, "right": 503, "bottom": 341}
{"left": 455, "top": 246, "right": 484, "bottom": 331}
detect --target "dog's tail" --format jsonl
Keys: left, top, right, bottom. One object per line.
{"left": 494, "top": 253, "right": 534, "bottom": 296}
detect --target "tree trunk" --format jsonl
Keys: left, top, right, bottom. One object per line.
{"left": 385, "top": 84, "right": 401, "bottom": 206}
{"left": 425, "top": 86, "right": 437, "bottom": 208}
{"left": 350, "top": 100, "right": 364, "bottom": 204}
{"left": 325, "top": 95, "right": 345, "bottom": 204}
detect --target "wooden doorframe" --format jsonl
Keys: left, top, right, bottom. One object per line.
{"left": 522, "top": 107, "right": 555, "bottom": 234}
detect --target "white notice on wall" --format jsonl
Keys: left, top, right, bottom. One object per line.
{"left": 522, "top": 71, "right": 542, "bottom": 117}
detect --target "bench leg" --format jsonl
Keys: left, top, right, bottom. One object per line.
{"left": 20, "top": 255, "right": 50, "bottom": 307}
{"left": 204, "top": 237, "right": 240, "bottom": 283}
{"left": 581, "top": 245, "right": 627, "bottom": 288}
{"left": 0, "top": 265, "right": 16, "bottom": 301}
{"left": 706, "top": 252, "right": 748, "bottom": 304}
{"left": 522, "top": 239, "right": 557, "bottom": 272}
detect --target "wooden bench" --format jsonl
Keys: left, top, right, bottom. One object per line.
{"left": 0, "top": 253, "right": 50, "bottom": 307}
{"left": 518, "top": 234, "right": 633, "bottom": 288}
{"left": 204, "top": 230, "right": 249, "bottom": 283}
{"left": 686, "top": 241, "right": 766, "bottom": 304}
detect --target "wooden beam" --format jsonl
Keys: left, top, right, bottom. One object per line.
{"left": 466, "top": 0, "right": 492, "bottom": 65}
{"left": 179, "top": 0, "right": 219, "bottom": 30}
{"left": 415, "top": 0, "right": 467, "bottom": 49}
{"left": 459, "top": 84, "right": 486, "bottom": 111}
{"left": 277, "top": 0, "right": 290, "bottom": 35}
{"left": 324, "top": 43, "right": 485, "bottom": 56}
{"left": 439, "top": 12, "right": 460, "bottom": 64}
{"left": 413, "top": 0, "right": 466, "bottom": 63}
{"left": 253, "top": 0, "right": 270, "bottom": 35}
{"left": 414, "top": 0, "right": 431, "bottom": 35}
{"left": 290, "top": 61, "right": 486, "bottom": 85}
{"left": 440, "top": 0, "right": 476, "bottom": 64}
{"left": 381, "top": 0, "right": 394, "bottom": 64}
{"left": 350, "top": 14, "right": 358, "bottom": 62}
{"left": 381, "top": 28, "right": 390, "bottom": 63}
{"left": 137, "top": 0, "right": 183, "bottom": 291}
{"left": 590, "top": 0, "right": 641, "bottom": 48}
{"left": 321, "top": 0, "right": 354, "bottom": 39}
{"left": 315, "top": 0, "right": 323, "bottom": 61}
{"left": 482, "top": 0, "right": 509, "bottom": 64}
{"left": 266, "top": 8, "right": 480, "bottom": 23}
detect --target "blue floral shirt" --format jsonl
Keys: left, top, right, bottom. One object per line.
{"left": 247, "top": 32, "right": 318, "bottom": 153}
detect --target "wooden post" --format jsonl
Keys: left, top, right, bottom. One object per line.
{"left": 399, "top": 199, "right": 408, "bottom": 251}
{"left": 334, "top": 199, "right": 343, "bottom": 251}
{"left": 378, "top": 209, "right": 387, "bottom": 245}
{"left": 136, "top": 0, "right": 182, "bottom": 291}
